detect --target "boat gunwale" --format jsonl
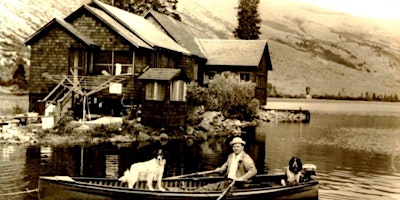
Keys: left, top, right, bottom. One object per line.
{"left": 39, "top": 174, "right": 318, "bottom": 197}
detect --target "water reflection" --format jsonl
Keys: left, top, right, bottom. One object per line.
{"left": 2, "top": 145, "right": 15, "bottom": 161}
{"left": 1, "top": 104, "right": 400, "bottom": 199}
{"left": 105, "top": 155, "right": 119, "bottom": 178}
{"left": 39, "top": 146, "right": 52, "bottom": 169}
{"left": 256, "top": 112, "right": 400, "bottom": 200}
{"left": 0, "top": 145, "right": 36, "bottom": 200}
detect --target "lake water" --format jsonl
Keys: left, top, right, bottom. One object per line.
{"left": 1, "top": 99, "right": 400, "bottom": 200}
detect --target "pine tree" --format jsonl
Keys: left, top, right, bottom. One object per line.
{"left": 233, "top": 0, "right": 261, "bottom": 39}
{"left": 112, "top": 0, "right": 181, "bottom": 21}
{"left": 13, "top": 64, "right": 28, "bottom": 90}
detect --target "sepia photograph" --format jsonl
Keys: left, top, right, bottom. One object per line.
{"left": 0, "top": 0, "right": 399, "bottom": 199}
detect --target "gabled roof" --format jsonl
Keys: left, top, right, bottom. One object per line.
{"left": 196, "top": 39, "right": 270, "bottom": 67}
{"left": 90, "top": 0, "right": 190, "bottom": 55}
{"left": 144, "top": 10, "right": 206, "bottom": 59}
{"left": 80, "top": 5, "right": 151, "bottom": 49}
{"left": 138, "top": 68, "right": 182, "bottom": 81}
{"left": 25, "top": 18, "right": 96, "bottom": 46}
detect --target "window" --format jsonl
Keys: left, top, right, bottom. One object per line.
{"left": 114, "top": 51, "right": 134, "bottom": 74}
{"left": 93, "top": 51, "right": 134, "bottom": 75}
{"left": 203, "top": 71, "right": 216, "bottom": 85}
{"left": 239, "top": 73, "right": 251, "bottom": 81}
{"left": 170, "top": 80, "right": 187, "bottom": 101}
{"left": 69, "top": 48, "right": 86, "bottom": 75}
{"left": 145, "top": 82, "right": 166, "bottom": 101}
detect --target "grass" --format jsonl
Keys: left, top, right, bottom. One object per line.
{"left": 0, "top": 94, "right": 28, "bottom": 116}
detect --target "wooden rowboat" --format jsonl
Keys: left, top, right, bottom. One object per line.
{"left": 38, "top": 172, "right": 318, "bottom": 200}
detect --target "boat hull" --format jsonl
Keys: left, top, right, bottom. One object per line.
{"left": 38, "top": 175, "right": 318, "bottom": 200}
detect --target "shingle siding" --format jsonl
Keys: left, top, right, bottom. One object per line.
{"left": 178, "top": 55, "right": 196, "bottom": 80}
{"left": 141, "top": 100, "right": 187, "bottom": 128}
{"left": 254, "top": 54, "right": 269, "bottom": 105}
{"left": 70, "top": 13, "right": 132, "bottom": 51}
{"left": 29, "top": 25, "right": 87, "bottom": 94}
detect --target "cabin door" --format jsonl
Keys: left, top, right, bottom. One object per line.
{"left": 69, "top": 48, "right": 87, "bottom": 111}
{"left": 69, "top": 48, "right": 88, "bottom": 77}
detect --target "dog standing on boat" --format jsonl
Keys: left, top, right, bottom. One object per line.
{"left": 118, "top": 149, "right": 166, "bottom": 191}
{"left": 281, "top": 156, "right": 303, "bottom": 186}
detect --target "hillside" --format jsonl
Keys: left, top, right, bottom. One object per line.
{"left": 178, "top": 0, "right": 400, "bottom": 97}
{"left": 0, "top": 0, "right": 399, "bottom": 98}
{"left": 0, "top": 0, "right": 90, "bottom": 80}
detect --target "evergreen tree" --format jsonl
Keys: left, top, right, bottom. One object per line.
{"left": 13, "top": 64, "right": 28, "bottom": 90}
{"left": 112, "top": 0, "right": 181, "bottom": 21}
{"left": 233, "top": 0, "right": 261, "bottom": 39}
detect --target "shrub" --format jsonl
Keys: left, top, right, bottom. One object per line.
{"left": 91, "top": 124, "right": 122, "bottom": 138}
{"left": 12, "top": 105, "right": 25, "bottom": 115}
{"left": 54, "top": 110, "right": 75, "bottom": 135}
{"left": 186, "top": 81, "right": 209, "bottom": 108}
{"left": 186, "top": 72, "right": 258, "bottom": 120}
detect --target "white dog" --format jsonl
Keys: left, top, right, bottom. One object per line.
{"left": 118, "top": 149, "right": 166, "bottom": 191}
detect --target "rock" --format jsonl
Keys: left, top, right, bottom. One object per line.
{"left": 0, "top": 125, "right": 38, "bottom": 144}
{"left": 109, "top": 135, "right": 132, "bottom": 143}
{"left": 75, "top": 124, "right": 91, "bottom": 131}
{"left": 160, "top": 133, "right": 169, "bottom": 140}
{"left": 222, "top": 119, "right": 242, "bottom": 135}
{"left": 137, "top": 132, "right": 151, "bottom": 141}
{"left": 198, "top": 111, "right": 225, "bottom": 134}
{"left": 92, "top": 137, "right": 101, "bottom": 144}
{"left": 186, "top": 126, "right": 194, "bottom": 135}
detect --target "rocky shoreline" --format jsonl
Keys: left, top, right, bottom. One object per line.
{"left": 0, "top": 109, "right": 309, "bottom": 145}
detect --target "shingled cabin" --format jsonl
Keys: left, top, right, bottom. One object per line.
{"left": 24, "top": 0, "right": 273, "bottom": 128}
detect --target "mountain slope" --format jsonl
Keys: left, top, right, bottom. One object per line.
{"left": 178, "top": 0, "right": 400, "bottom": 97}
{"left": 1, "top": 0, "right": 399, "bottom": 97}
{"left": 0, "top": 0, "right": 89, "bottom": 80}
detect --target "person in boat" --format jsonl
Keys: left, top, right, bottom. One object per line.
{"left": 196, "top": 137, "right": 257, "bottom": 191}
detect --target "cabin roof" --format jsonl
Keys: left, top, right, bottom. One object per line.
{"left": 90, "top": 0, "right": 190, "bottom": 54}
{"left": 144, "top": 10, "right": 206, "bottom": 59}
{"left": 83, "top": 5, "right": 152, "bottom": 49}
{"left": 24, "top": 18, "right": 97, "bottom": 46}
{"left": 138, "top": 68, "right": 182, "bottom": 81}
{"left": 196, "top": 39, "right": 269, "bottom": 67}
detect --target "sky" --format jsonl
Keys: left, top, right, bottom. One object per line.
{"left": 294, "top": 0, "right": 400, "bottom": 19}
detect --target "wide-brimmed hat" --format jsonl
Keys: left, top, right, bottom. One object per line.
{"left": 230, "top": 137, "right": 246, "bottom": 146}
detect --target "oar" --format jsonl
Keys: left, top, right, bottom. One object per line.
{"left": 165, "top": 170, "right": 216, "bottom": 180}
{"left": 216, "top": 180, "right": 235, "bottom": 200}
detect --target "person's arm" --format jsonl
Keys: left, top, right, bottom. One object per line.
{"left": 238, "top": 155, "right": 257, "bottom": 181}
{"left": 215, "top": 154, "right": 231, "bottom": 173}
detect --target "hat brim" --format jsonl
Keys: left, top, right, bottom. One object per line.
{"left": 230, "top": 141, "right": 246, "bottom": 146}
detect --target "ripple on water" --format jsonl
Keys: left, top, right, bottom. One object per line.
{"left": 0, "top": 145, "right": 32, "bottom": 200}
{"left": 301, "top": 127, "right": 400, "bottom": 156}
{"left": 318, "top": 169, "right": 400, "bottom": 200}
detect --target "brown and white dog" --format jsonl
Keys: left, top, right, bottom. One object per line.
{"left": 118, "top": 149, "right": 166, "bottom": 191}
{"left": 281, "top": 156, "right": 303, "bottom": 186}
